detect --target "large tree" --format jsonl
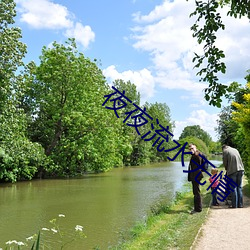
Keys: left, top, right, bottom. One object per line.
{"left": 24, "top": 39, "right": 123, "bottom": 175}
{"left": 216, "top": 106, "right": 240, "bottom": 147}
{"left": 112, "top": 79, "right": 142, "bottom": 166}
{"left": 190, "top": 0, "right": 250, "bottom": 107}
{"left": 143, "top": 102, "right": 175, "bottom": 162}
{"left": 0, "top": 0, "right": 26, "bottom": 108}
{"left": 178, "top": 136, "right": 209, "bottom": 156}
{"left": 0, "top": 0, "right": 47, "bottom": 182}
{"left": 179, "top": 125, "right": 212, "bottom": 146}
{"left": 230, "top": 74, "right": 250, "bottom": 176}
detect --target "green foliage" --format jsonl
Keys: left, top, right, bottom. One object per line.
{"left": 113, "top": 80, "right": 141, "bottom": 166}
{"left": 31, "top": 231, "right": 40, "bottom": 250}
{"left": 178, "top": 136, "right": 209, "bottom": 156}
{"left": 24, "top": 39, "right": 123, "bottom": 175}
{"left": 143, "top": 102, "right": 175, "bottom": 162}
{"left": 179, "top": 125, "right": 212, "bottom": 146}
{"left": 216, "top": 72, "right": 250, "bottom": 177}
{"left": 209, "top": 141, "right": 222, "bottom": 154}
{"left": 221, "top": 0, "right": 250, "bottom": 19}
{"left": 113, "top": 185, "right": 211, "bottom": 250}
{"left": 0, "top": 0, "right": 177, "bottom": 180}
{"left": 0, "top": 108, "right": 50, "bottom": 182}
{"left": 216, "top": 106, "right": 240, "bottom": 146}
{"left": 103, "top": 81, "right": 175, "bottom": 166}
{"left": 0, "top": 0, "right": 27, "bottom": 100}
{"left": 230, "top": 76, "right": 250, "bottom": 177}
{"left": 189, "top": 0, "right": 250, "bottom": 107}
{"left": 0, "top": 0, "right": 48, "bottom": 182}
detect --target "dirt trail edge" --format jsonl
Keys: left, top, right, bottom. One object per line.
{"left": 191, "top": 193, "right": 250, "bottom": 250}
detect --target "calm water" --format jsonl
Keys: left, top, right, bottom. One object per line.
{"left": 0, "top": 158, "right": 222, "bottom": 249}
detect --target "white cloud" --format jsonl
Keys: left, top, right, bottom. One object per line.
{"left": 132, "top": 1, "right": 175, "bottom": 23}
{"left": 131, "top": 0, "right": 198, "bottom": 88}
{"left": 117, "top": 0, "right": 250, "bottom": 140}
{"left": 65, "top": 22, "right": 95, "bottom": 48}
{"left": 16, "top": 0, "right": 95, "bottom": 49}
{"left": 174, "top": 110, "right": 219, "bottom": 141}
{"left": 16, "top": 0, "right": 73, "bottom": 29}
{"left": 214, "top": 7, "right": 250, "bottom": 81}
{"left": 130, "top": 0, "right": 250, "bottom": 94}
{"left": 103, "top": 65, "right": 155, "bottom": 103}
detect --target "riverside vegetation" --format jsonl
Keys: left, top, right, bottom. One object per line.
{"left": 111, "top": 166, "right": 223, "bottom": 250}
{"left": 1, "top": 214, "right": 86, "bottom": 249}
{"left": 111, "top": 182, "right": 211, "bottom": 249}
{"left": 0, "top": 181, "right": 211, "bottom": 250}
{"left": 112, "top": 169, "right": 250, "bottom": 250}
{"left": 0, "top": 0, "right": 226, "bottom": 184}
{"left": 4, "top": 171, "right": 249, "bottom": 249}
{"left": 1, "top": 0, "right": 250, "bottom": 249}
{"left": 1, "top": 165, "right": 217, "bottom": 250}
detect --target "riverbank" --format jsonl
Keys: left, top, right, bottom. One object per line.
{"left": 111, "top": 182, "right": 212, "bottom": 249}
{"left": 112, "top": 175, "right": 249, "bottom": 250}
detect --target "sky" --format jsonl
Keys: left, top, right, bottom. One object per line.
{"left": 14, "top": 0, "right": 250, "bottom": 141}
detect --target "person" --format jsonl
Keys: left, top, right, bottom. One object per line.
{"left": 188, "top": 143, "right": 205, "bottom": 214}
{"left": 222, "top": 144, "right": 244, "bottom": 208}
{"left": 209, "top": 168, "right": 219, "bottom": 206}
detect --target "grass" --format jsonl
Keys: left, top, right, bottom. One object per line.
{"left": 111, "top": 171, "right": 250, "bottom": 250}
{"left": 111, "top": 181, "right": 212, "bottom": 250}
{"left": 243, "top": 177, "right": 250, "bottom": 197}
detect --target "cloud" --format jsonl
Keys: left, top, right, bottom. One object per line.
{"left": 16, "top": 0, "right": 73, "bottom": 29}
{"left": 103, "top": 65, "right": 155, "bottom": 103}
{"left": 130, "top": 0, "right": 250, "bottom": 93}
{"left": 65, "top": 22, "right": 95, "bottom": 48}
{"left": 214, "top": 7, "right": 250, "bottom": 81}
{"left": 132, "top": 1, "right": 176, "bottom": 23}
{"left": 174, "top": 110, "right": 219, "bottom": 141}
{"left": 131, "top": 0, "right": 197, "bottom": 87}
{"left": 16, "top": 0, "right": 95, "bottom": 48}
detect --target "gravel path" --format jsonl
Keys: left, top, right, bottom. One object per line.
{"left": 192, "top": 194, "right": 250, "bottom": 250}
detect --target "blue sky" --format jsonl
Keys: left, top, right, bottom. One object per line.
{"left": 14, "top": 0, "right": 250, "bottom": 141}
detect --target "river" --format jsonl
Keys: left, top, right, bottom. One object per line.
{"left": 0, "top": 158, "right": 222, "bottom": 249}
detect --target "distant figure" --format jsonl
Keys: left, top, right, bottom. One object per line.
{"left": 222, "top": 145, "right": 244, "bottom": 208}
{"left": 209, "top": 168, "right": 219, "bottom": 206}
{"left": 188, "top": 143, "right": 204, "bottom": 214}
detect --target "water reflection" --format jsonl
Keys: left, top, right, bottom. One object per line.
{"left": 0, "top": 159, "right": 221, "bottom": 249}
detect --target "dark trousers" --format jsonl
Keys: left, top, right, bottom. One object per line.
{"left": 211, "top": 187, "right": 218, "bottom": 205}
{"left": 192, "top": 181, "right": 202, "bottom": 212}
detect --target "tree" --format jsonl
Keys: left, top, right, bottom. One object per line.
{"left": 143, "top": 102, "right": 175, "bottom": 162}
{"left": 209, "top": 140, "right": 222, "bottom": 154}
{"left": 179, "top": 125, "right": 212, "bottom": 146}
{"left": 0, "top": 0, "right": 48, "bottom": 183}
{"left": 216, "top": 106, "right": 240, "bottom": 146}
{"left": 0, "top": 0, "right": 27, "bottom": 109}
{"left": 112, "top": 79, "right": 141, "bottom": 165}
{"left": 178, "top": 136, "right": 209, "bottom": 156}
{"left": 24, "top": 39, "right": 123, "bottom": 175}
{"left": 105, "top": 80, "right": 175, "bottom": 165}
{"left": 231, "top": 77, "right": 250, "bottom": 176}
{"left": 216, "top": 72, "right": 250, "bottom": 150}
{"left": 189, "top": 0, "right": 250, "bottom": 107}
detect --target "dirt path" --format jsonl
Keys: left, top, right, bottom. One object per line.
{"left": 192, "top": 194, "right": 250, "bottom": 250}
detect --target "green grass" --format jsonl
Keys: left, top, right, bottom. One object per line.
{"left": 111, "top": 182, "right": 211, "bottom": 250}
{"left": 111, "top": 172, "right": 250, "bottom": 250}
{"left": 243, "top": 176, "right": 250, "bottom": 196}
